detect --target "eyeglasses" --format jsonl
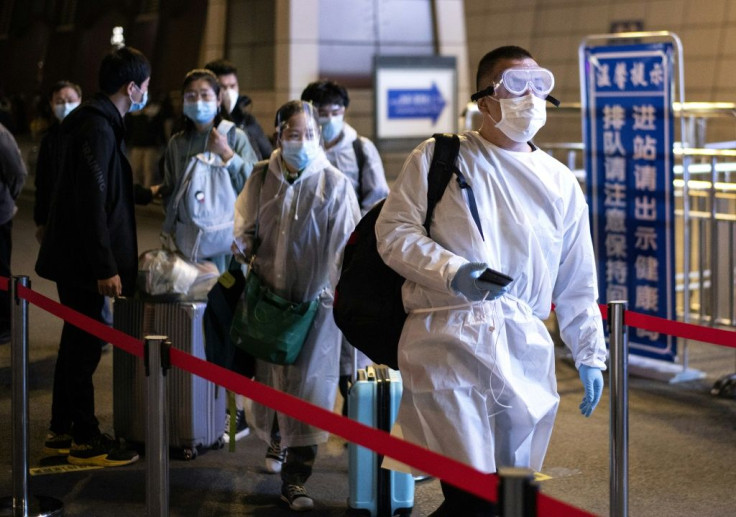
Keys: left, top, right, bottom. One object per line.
{"left": 471, "top": 67, "right": 557, "bottom": 103}
{"left": 183, "top": 90, "right": 217, "bottom": 103}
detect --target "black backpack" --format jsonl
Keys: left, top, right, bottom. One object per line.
{"left": 333, "top": 133, "right": 470, "bottom": 370}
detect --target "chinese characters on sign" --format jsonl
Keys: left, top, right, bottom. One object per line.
{"left": 583, "top": 43, "right": 676, "bottom": 361}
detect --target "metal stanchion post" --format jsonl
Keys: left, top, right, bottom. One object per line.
{"left": 145, "top": 336, "right": 170, "bottom": 517}
{"left": 497, "top": 467, "right": 537, "bottom": 517}
{"left": 0, "top": 276, "right": 63, "bottom": 517}
{"left": 608, "top": 301, "right": 628, "bottom": 517}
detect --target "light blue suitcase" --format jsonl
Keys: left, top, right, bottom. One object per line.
{"left": 348, "top": 366, "right": 414, "bottom": 516}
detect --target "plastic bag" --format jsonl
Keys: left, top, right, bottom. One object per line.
{"left": 137, "top": 249, "right": 219, "bottom": 301}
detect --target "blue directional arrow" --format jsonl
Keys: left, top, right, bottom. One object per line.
{"left": 387, "top": 82, "right": 446, "bottom": 124}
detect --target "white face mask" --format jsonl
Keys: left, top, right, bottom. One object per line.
{"left": 223, "top": 88, "right": 239, "bottom": 114}
{"left": 53, "top": 101, "right": 80, "bottom": 122}
{"left": 491, "top": 93, "right": 547, "bottom": 143}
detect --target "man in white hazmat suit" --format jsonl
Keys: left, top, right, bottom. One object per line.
{"left": 232, "top": 100, "right": 360, "bottom": 511}
{"left": 375, "top": 46, "right": 607, "bottom": 516}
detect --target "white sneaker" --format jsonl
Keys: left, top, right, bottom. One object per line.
{"left": 223, "top": 409, "right": 250, "bottom": 443}
{"left": 264, "top": 439, "right": 285, "bottom": 473}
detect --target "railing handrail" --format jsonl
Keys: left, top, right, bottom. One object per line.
{"left": 546, "top": 102, "right": 736, "bottom": 119}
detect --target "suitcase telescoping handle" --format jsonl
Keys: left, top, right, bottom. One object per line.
{"left": 376, "top": 365, "right": 391, "bottom": 516}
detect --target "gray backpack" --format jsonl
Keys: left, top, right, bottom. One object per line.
{"left": 162, "top": 147, "right": 237, "bottom": 262}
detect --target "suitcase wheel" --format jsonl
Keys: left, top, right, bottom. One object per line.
{"left": 211, "top": 436, "right": 225, "bottom": 450}
{"left": 181, "top": 447, "right": 198, "bottom": 461}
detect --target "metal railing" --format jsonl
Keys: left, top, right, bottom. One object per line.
{"left": 537, "top": 142, "right": 736, "bottom": 332}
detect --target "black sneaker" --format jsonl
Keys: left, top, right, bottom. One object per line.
{"left": 280, "top": 484, "right": 314, "bottom": 512}
{"left": 43, "top": 431, "right": 72, "bottom": 456}
{"left": 223, "top": 409, "right": 250, "bottom": 443}
{"left": 67, "top": 433, "right": 139, "bottom": 467}
{"left": 264, "top": 439, "right": 285, "bottom": 473}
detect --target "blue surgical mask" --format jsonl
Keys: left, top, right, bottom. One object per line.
{"left": 128, "top": 87, "right": 148, "bottom": 113}
{"left": 53, "top": 101, "right": 80, "bottom": 122}
{"left": 183, "top": 100, "right": 219, "bottom": 124}
{"left": 318, "top": 114, "right": 344, "bottom": 143}
{"left": 281, "top": 139, "right": 320, "bottom": 171}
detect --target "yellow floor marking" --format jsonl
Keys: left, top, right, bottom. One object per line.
{"left": 30, "top": 464, "right": 103, "bottom": 476}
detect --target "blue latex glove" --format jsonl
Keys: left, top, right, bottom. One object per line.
{"left": 451, "top": 262, "right": 509, "bottom": 302}
{"left": 579, "top": 365, "right": 604, "bottom": 417}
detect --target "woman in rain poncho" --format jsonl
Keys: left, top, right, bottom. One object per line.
{"left": 231, "top": 100, "right": 360, "bottom": 512}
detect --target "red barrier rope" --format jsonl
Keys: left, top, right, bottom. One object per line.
{"left": 597, "top": 303, "right": 736, "bottom": 349}
{"left": 8, "top": 277, "right": 596, "bottom": 516}
{"left": 170, "top": 348, "right": 502, "bottom": 499}
{"left": 9, "top": 273, "right": 735, "bottom": 516}
{"left": 169, "top": 351, "right": 592, "bottom": 516}
{"left": 17, "top": 284, "right": 144, "bottom": 358}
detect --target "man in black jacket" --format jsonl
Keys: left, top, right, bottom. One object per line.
{"left": 35, "top": 46, "right": 150, "bottom": 467}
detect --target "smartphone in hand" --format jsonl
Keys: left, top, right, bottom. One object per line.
{"left": 479, "top": 267, "right": 513, "bottom": 287}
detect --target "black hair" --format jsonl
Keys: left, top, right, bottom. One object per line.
{"left": 98, "top": 46, "right": 150, "bottom": 95}
{"left": 475, "top": 46, "right": 534, "bottom": 90}
{"left": 204, "top": 59, "right": 238, "bottom": 77}
{"left": 180, "top": 69, "right": 225, "bottom": 133}
{"left": 49, "top": 80, "right": 82, "bottom": 101}
{"left": 182, "top": 68, "right": 221, "bottom": 97}
{"left": 274, "top": 100, "right": 318, "bottom": 140}
{"left": 300, "top": 80, "right": 350, "bottom": 109}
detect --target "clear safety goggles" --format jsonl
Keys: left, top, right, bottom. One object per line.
{"left": 471, "top": 67, "right": 560, "bottom": 106}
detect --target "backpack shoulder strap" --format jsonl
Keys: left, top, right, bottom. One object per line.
{"left": 251, "top": 160, "right": 269, "bottom": 255}
{"left": 424, "top": 133, "right": 484, "bottom": 240}
{"left": 162, "top": 154, "right": 200, "bottom": 235}
{"left": 352, "top": 137, "right": 365, "bottom": 206}
{"left": 423, "top": 133, "right": 459, "bottom": 235}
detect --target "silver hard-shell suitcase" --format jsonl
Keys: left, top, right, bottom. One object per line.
{"left": 113, "top": 298, "right": 226, "bottom": 459}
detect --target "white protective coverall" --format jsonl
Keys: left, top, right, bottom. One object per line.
{"left": 375, "top": 131, "right": 607, "bottom": 474}
{"left": 323, "top": 122, "right": 389, "bottom": 215}
{"left": 233, "top": 149, "right": 360, "bottom": 448}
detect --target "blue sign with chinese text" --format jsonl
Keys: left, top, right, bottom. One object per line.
{"left": 582, "top": 43, "right": 676, "bottom": 361}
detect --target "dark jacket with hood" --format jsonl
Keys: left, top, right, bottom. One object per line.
{"left": 230, "top": 94, "right": 273, "bottom": 160}
{"left": 33, "top": 120, "right": 64, "bottom": 227}
{"left": 35, "top": 93, "right": 138, "bottom": 295}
